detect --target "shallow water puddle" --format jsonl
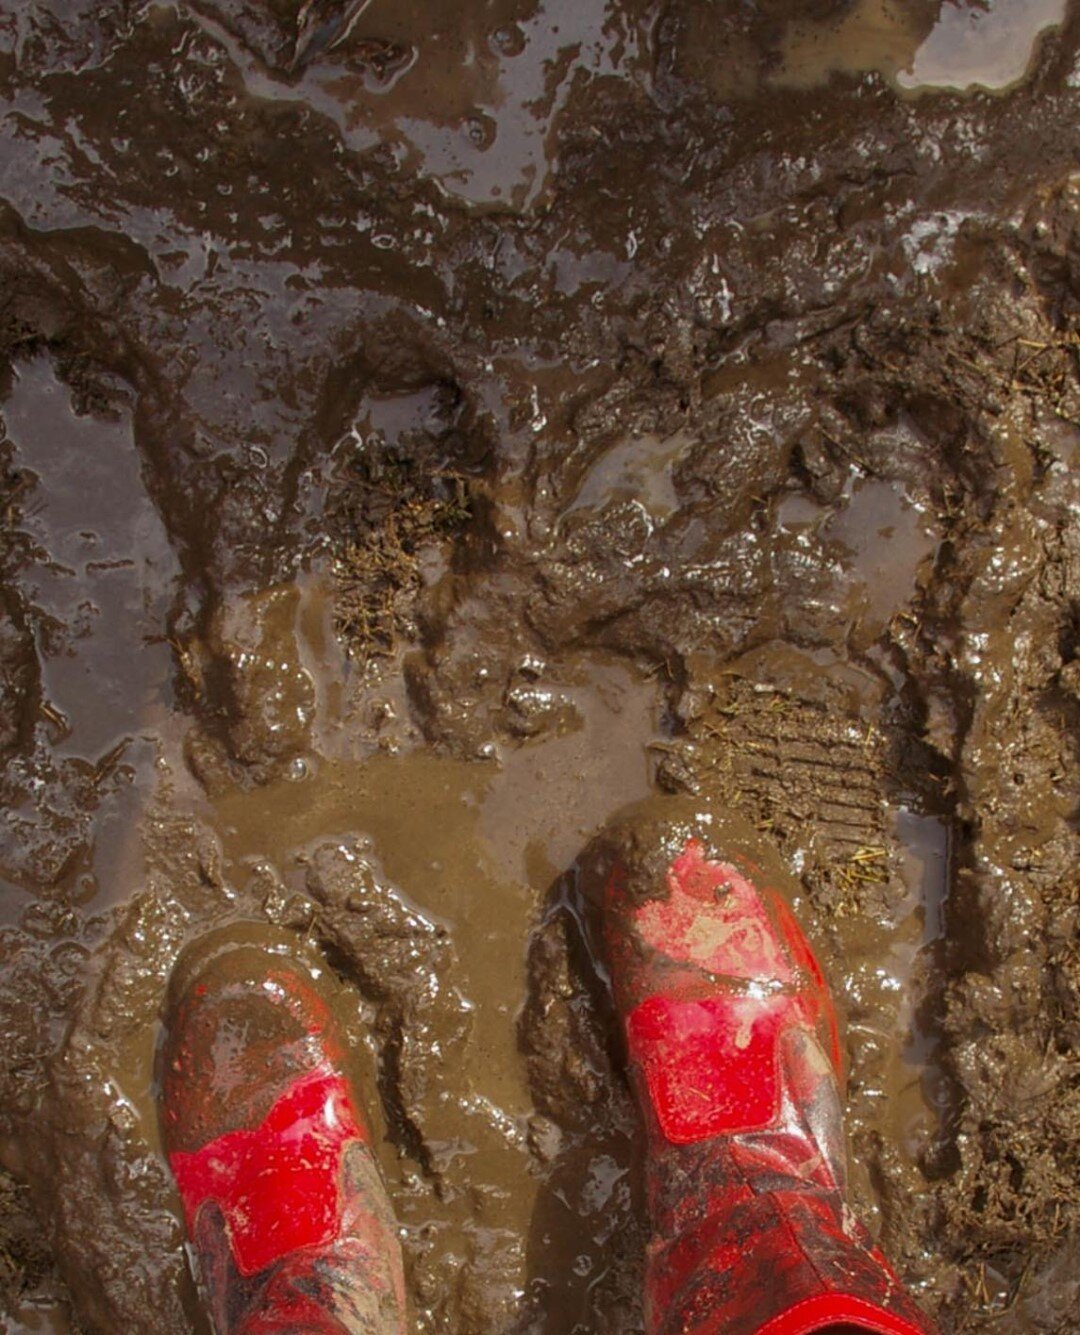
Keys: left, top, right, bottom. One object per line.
{"left": 778, "top": 0, "right": 1068, "bottom": 94}
{"left": 208, "top": 642, "right": 660, "bottom": 1311}
{"left": 777, "top": 474, "right": 940, "bottom": 646}
{"left": 898, "top": 0, "right": 1069, "bottom": 93}
{"left": 825, "top": 477, "right": 940, "bottom": 641}
{"left": 561, "top": 430, "right": 691, "bottom": 525}
{"left": 887, "top": 808, "right": 952, "bottom": 1159}
{"left": 212, "top": 661, "right": 657, "bottom": 1124}
{"left": 895, "top": 809, "right": 950, "bottom": 957}
{"left": 192, "top": 0, "right": 655, "bottom": 210}
{"left": 1, "top": 359, "right": 177, "bottom": 758}
{"left": 0, "top": 360, "right": 179, "bottom": 922}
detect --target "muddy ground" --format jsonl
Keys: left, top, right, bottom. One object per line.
{"left": 0, "top": 1, "right": 1078, "bottom": 1331}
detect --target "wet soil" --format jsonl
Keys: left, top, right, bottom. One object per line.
{"left": 0, "top": 1, "right": 1078, "bottom": 1331}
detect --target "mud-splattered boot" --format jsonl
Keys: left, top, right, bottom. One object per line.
{"left": 158, "top": 935, "right": 407, "bottom": 1334}
{"left": 600, "top": 803, "right": 939, "bottom": 1335}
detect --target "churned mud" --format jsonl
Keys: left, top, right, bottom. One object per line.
{"left": 0, "top": 1, "right": 1078, "bottom": 1331}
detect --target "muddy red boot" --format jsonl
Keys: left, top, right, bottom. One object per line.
{"left": 158, "top": 931, "right": 407, "bottom": 1334}
{"left": 598, "top": 801, "right": 939, "bottom": 1335}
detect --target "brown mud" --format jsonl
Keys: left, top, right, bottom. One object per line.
{"left": 0, "top": 1, "right": 1078, "bottom": 1331}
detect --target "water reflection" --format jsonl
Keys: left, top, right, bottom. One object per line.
{"left": 191, "top": 0, "right": 656, "bottom": 209}
{"left": 777, "top": 0, "right": 1068, "bottom": 94}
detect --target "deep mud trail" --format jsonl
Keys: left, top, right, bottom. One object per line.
{"left": 0, "top": 2, "right": 1078, "bottom": 1331}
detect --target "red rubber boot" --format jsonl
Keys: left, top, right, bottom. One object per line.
{"left": 599, "top": 803, "right": 939, "bottom": 1335}
{"left": 158, "top": 934, "right": 407, "bottom": 1334}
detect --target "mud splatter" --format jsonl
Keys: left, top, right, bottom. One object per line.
{"left": 0, "top": 2, "right": 1078, "bottom": 1332}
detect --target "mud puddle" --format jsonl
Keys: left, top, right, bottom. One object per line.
{"left": 0, "top": 360, "right": 175, "bottom": 758}
{"left": 0, "top": 358, "right": 178, "bottom": 928}
{"left": 891, "top": 809, "right": 951, "bottom": 1157}
{"left": 189, "top": 0, "right": 657, "bottom": 210}
{"left": 1, "top": 1, "right": 1080, "bottom": 1332}
{"left": 778, "top": 0, "right": 1069, "bottom": 94}
{"left": 206, "top": 650, "right": 660, "bottom": 1324}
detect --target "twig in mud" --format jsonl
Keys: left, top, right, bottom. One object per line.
{"left": 818, "top": 427, "right": 880, "bottom": 479}
{"left": 1015, "top": 334, "right": 1080, "bottom": 349}
{"left": 889, "top": 609, "right": 924, "bottom": 637}
{"left": 38, "top": 699, "right": 66, "bottom": 732}
{"left": 847, "top": 845, "right": 888, "bottom": 866}
{"left": 999, "top": 1258, "right": 1033, "bottom": 1315}
{"left": 833, "top": 844, "right": 889, "bottom": 894}
{"left": 642, "top": 654, "right": 678, "bottom": 682}
{"left": 293, "top": 0, "right": 379, "bottom": 67}
{"left": 91, "top": 739, "right": 130, "bottom": 786}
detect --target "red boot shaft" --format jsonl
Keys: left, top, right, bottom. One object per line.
{"left": 602, "top": 814, "right": 939, "bottom": 1335}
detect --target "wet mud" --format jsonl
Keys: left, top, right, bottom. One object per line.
{"left": 0, "top": 1, "right": 1078, "bottom": 1331}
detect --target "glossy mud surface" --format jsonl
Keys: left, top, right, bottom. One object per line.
{"left": 0, "top": 1, "right": 1078, "bottom": 1331}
